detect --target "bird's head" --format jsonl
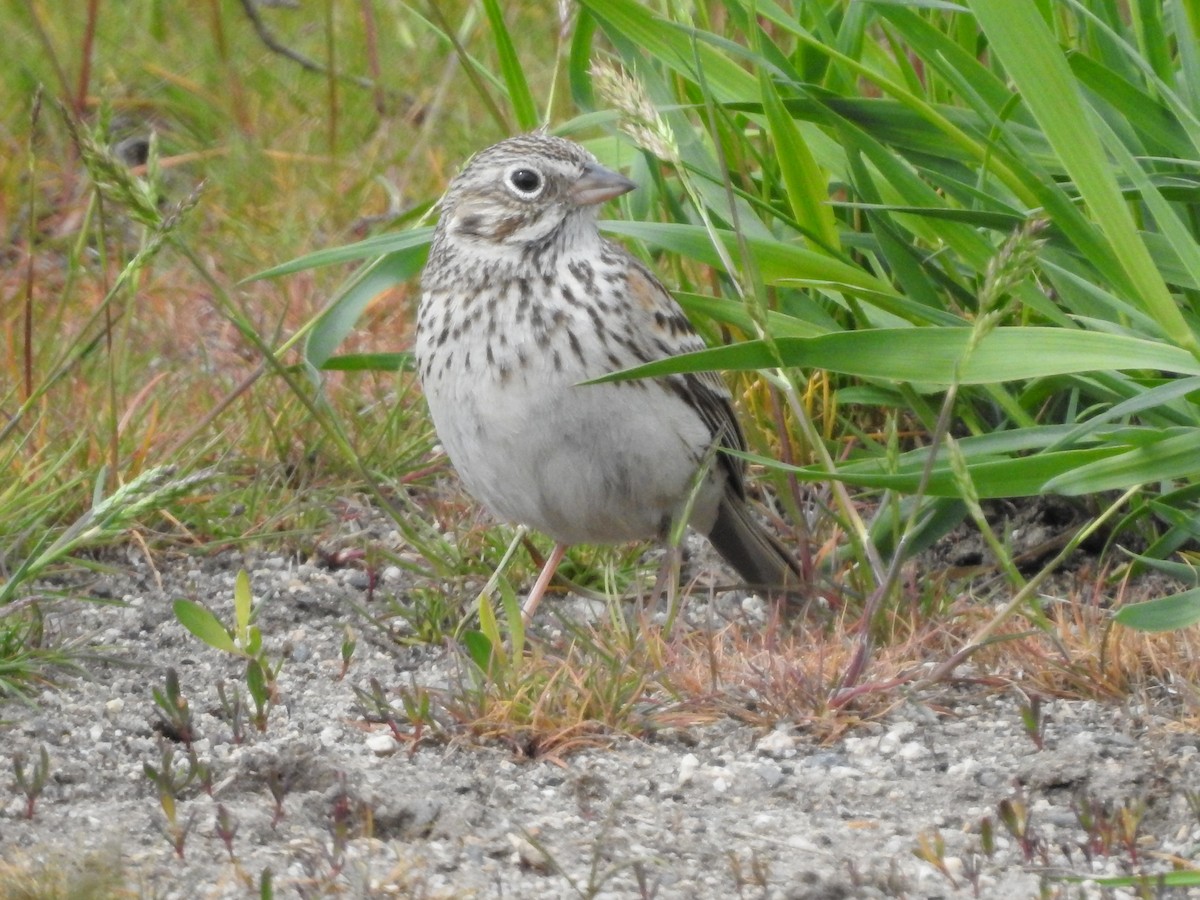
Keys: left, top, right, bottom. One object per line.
{"left": 437, "top": 133, "right": 636, "bottom": 253}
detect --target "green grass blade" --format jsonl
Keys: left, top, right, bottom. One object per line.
{"left": 592, "top": 328, "right": 1200, "bottom": 386}
{"left": 1114, "top": 588, "right": 1200, "bottom": 631}
{"left": 758, "top": 68, "right": 839, "bottom": 251}
{"left": 304, "top": 246, "right": 429, "bottom": 370}
{"left": 320, "top": 352, "right": 412, "bottom": 372}
{"left": 568, "top": 9, "right": 598, "bottom": 108}
{"left": 579, "top": 0, "right": 757, "bottom": 101}
{"left": 481, "top": 0, "right": 539, "bottom": 131}
{"left": 600, "top": 220, "right": 895, "bottom": 297}
{"left": 966, "top": 0, "right": 1199, "bottom": 356}
{"left": 751, "top": 446, "right": 1122, "bottom": 499}
{"left": 675, "top": 292, "right": 830, "bottom": 339}
{"left": 243, "top": 227, "right": 434, "bottom": 282}
{"left": 1043, "top": 428, "right": 1200, "bottom": 494}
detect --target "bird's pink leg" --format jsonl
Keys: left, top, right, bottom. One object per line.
{"left": 522, "top": 542, "right": 569, "bottom": 623}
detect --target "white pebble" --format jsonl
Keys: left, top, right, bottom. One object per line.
{"left": 366, "top": 733, "right": 399, "bottom": 756}
{"left": 755, "top": 729, "right": 797, "bottom": 758}
{"left": 898, "top": 741, "right": 928, "bottom": 761}
{"left": 678, "top": 753, "right": 700, "bottom": 786}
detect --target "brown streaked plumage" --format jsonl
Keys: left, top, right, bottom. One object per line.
{"left": 415, "top": 133, "right": 800, "bottom": 620}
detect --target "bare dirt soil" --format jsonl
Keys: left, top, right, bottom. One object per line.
{"left": 3, "top": 542, "right": 1199, "bottom": 899}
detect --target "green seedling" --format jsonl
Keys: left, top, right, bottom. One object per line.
{"left": 1073, "top": 792, "right": 1147, "bottom": 865}
{"left": 961, "top": 852, "right": 982, "bottom": 899}
{"left": 398, "top": 686, "right": 439, "bottom": 756}
{"left": 997, "top": 790, "right": 1046, "bottom": 865}
{"left": 728, "top": 849, "right": 768, "bottom": 897}
{"left": 328, "top": 787, "right": 351, "bottom": 877}
{"left": 633, "top": 861, "right": 661, "bottom": 900}
{"left": 1116, "top": 799, "right": 1147, "bottom": 866}
{"left": 174, "top": 569, "right": 282, "bottom": 731}
{"left": 353, "top": 677, "right": 406, "bottom": 743}
{"left": 1073, "top": 791, "right": 1114, "bottom": 861}
{"left": 1018, "top": 695, "right": 1046, "bottom": 751}
{"left": 143, "top": 742, "right": 204, "bottom": 857}
{"left": 152, "top": 667, "right": 197, "bottom": 747}
{"left": 214, "top": 803, "right": 237, "bottom": 861}
{"left": 387, "top": 585, "right": 464, "bottom": 646}
{"left": 352, "top": 677, "right": 399, "bottom": 734}
{"left": 338, "top": 625, "right": 356, "bottom": 680}
{"left": 512, "top": 809, "right": 651, "bottom": 899}
{"left": 978, "top": 815, "right": 995, "bottom": 858}
{"left": 267, "top": 767, "right": 290, "bottom": 828}
{"left": 12, "top": 745, "right": 51, "bottom": 820}
{"left": 913, "top": 828, "right": 957, "bottom": 889}
{"left": 1186, "top": 790, "right": 1200, "bottom": 827}
{"left": 358, "top": 675, "right": 443, "bottom": 757}
{"left": 143, "top": 741, "right": 207, "bottom": 809}
{"left": 291, "top": 788, "right": 372, "bottom": 897}
{"left": 461, "top": 577, "right": 525, "bottom": 690}
{"left": 216, "top": 679, "right": 246, "bottom": 744}
{"left": 327, "top": 773, "right": 366, "bottom": 878}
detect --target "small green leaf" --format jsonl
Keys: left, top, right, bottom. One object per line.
{"left": 462, "top": 630, "right": 495, "bottom": 677}
{"left": 497, "top": 578, "right": 524, "bottom": 662}
{"left": 173, "top": 599, "right": 237, "bottom": 654}
{"left": 243, "top": 625, "right": 262, "bottom": 657}
{"left": 1114, "top": 588, "right": 1200, "bottom": 632}
{"left": 245, "top": 659, "right": 268, "bottom": 709}
{"left": 234, "top": 569, "right": 252, "bottom": 635}
{"left": 476, "top": 594, "right": 507, "bottom": 671}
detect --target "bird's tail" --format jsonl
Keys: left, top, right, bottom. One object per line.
{"left": 707, "top": 497, "right": 804, "bottom": 599}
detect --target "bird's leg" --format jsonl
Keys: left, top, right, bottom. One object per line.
{"left": 522, "top": 541, "right": 569, "bottom": 623}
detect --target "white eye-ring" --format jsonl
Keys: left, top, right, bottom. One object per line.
{"left": 505, "top": 165, "right": 544, "bottom": 199}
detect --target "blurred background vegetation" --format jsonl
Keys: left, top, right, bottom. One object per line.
{"left": 4, "top": 0, "right": 1200, "bottom": 702}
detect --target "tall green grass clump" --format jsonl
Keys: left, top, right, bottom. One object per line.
{"left": 292, "top": 1, "right": 1200, "bottom": 663}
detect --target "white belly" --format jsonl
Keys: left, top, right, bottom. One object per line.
{"left": 415, "top": 234, "right": 728, "bottom": 546}
{"left": 421, "top": 359, "right": 721, "bottom": 545}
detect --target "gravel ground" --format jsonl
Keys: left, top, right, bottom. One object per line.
{"left": 3, "top": 548, "right": 1199, "bottom": 899}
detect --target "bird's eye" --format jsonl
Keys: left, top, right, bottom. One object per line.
{"left": 508, "top": 167, "right": 543, "bottom": 196}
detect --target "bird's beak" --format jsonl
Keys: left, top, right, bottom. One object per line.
{"left": 570, "top": 162, "right": 637, "bottom": 206}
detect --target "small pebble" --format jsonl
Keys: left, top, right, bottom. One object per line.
{"left": 366, "top": 732, "right": 399, "bottom": 756}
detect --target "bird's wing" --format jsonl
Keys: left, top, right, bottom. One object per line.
{"left": 615, "top": 248, "right": 750, "bottom": 497}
